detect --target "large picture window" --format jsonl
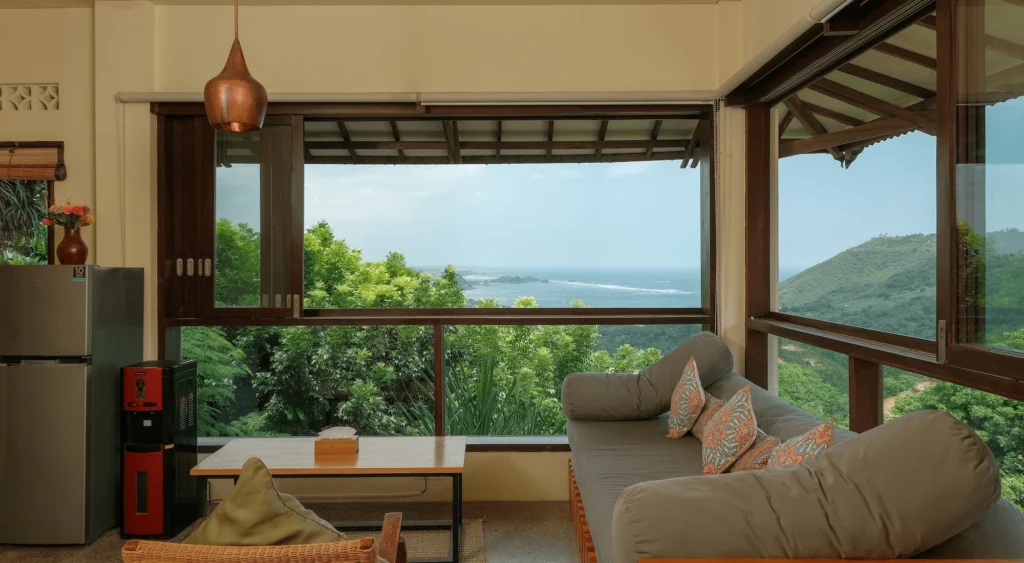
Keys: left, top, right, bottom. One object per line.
{"left": 158, "top": 105, "right": 717, "bottom": 440}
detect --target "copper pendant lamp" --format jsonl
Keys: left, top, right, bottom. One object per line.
{"left": 204, "top": 0, "right": 268, "bottom": 132}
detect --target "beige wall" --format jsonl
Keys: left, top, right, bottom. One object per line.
{"left": 155, "top": 4, "right": 719, "bottom": 96}
{"left": 0, "top": 8, "right": 96, "bottom": 252}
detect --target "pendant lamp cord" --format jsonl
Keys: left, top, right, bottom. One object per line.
{"left": 234, "top": 0, "right": 239, "bottom": 39}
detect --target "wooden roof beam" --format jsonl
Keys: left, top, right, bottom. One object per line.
{"left": 308, "top": 151, "right": 689, "bottom": 166}
{"left": 306, "top": 139, "right": 691, "bottom": 151}
{"left": 779, "top": 115, "right": 925, "bottom": 158}
{"left": 645, "top": 120, "right": 663, "bottom": 158}
{"left": 783, "top": 95, "right": 843, "bottom": 161}
{"left": 679, "top": 119, "right": 701, "bottom": 168}
{"left": 389, "top": 121, "right": 405, "bottom": 158}
{"left": 336, "top": 121, "right": 354, "bottom": 156}
{"left": 801, "top": 101, "right": 866, "bottom": 128}
{"left": 873, "top": 42, "right": 937, "bottom": 70}
{"left": 595, "top": 120, "right": 609, "bottom": 159}
{"left": 495, "top": 120, "right": 502, "bottom": 157}
{"left": 547, "top": 121, "right": 554, "bottom": 157}
{"left": 809, "top": 79, "right": 937, "bottom": 134}
{"left": 778, "top": 110, "right": 796, "bottom": 140}
{"left": 918, "top": 14, "right": 1024, "bottom": 61}
{"left": 837, "top": 63, "right": 936, "bottom": 99}
{"left": 441, "top": 121, "right": 461, "bottom": 164}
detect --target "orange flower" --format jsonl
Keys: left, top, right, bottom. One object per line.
{"left": 62, "top": 205, "right": 73, "bottom": 214}
{"left": 80, "top": 213, "right": 95, "bottom": 227}
{"left": 68, "top": 205, "right": 85, "bottom": 216}
{"left": 49, "top": 204, "right": 57, "bottom": 212}
{"left": 41, "top": 218, "right": 53, "bottom": 226}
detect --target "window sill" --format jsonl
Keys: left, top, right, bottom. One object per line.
{"left": 198, "top": 435, "right": 569, "bottom": 454}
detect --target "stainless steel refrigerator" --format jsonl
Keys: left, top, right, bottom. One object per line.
{"left": 0, "top": 266, "right": 143, "bottom": 545}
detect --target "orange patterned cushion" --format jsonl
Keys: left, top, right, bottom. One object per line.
{"left": 766, "top": 419, "right": 835, "bottom": 468}
{"left": 728, "top": 430, "right": 781, "bottom": 472}
{"left": 700, "top": 386, "right": 757, "bottom": 475}
{"left": 691, "top": 394, "right": 723, "bottom": 441}
{"left": 666, "top": 357, "right": 705, "bottom": 438}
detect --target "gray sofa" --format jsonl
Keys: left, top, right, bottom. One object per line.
{"left": 562, "top": 332, "right": 1024, "bottom": 563}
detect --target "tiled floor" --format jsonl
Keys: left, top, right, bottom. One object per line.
{"left": 0, "top": 501, "right": 575, "bottom": 563}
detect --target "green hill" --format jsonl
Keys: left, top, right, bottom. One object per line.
{"left": 779, "top": 233, "right": 936, "bottom": 339}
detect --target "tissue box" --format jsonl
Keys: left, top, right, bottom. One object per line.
{"left": 314, "top": 426, "right": 359, "bottom": 456}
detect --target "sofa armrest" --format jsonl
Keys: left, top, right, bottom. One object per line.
{"left": 561, "top": 371, "right": 666, "bottom": 421}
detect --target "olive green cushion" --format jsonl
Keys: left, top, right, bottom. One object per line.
{"left": 185, "top": 457, "right": 347, "bottom": 546}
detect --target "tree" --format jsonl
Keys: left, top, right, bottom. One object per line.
{"left": 778, "top": 363, "right": 849, "bottom": 428}
{"left": 181, "top": 326, "right": 251, "bottom": 436}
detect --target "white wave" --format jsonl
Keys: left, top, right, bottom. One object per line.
{"left": 548, "top": 280, "right": 693, "bottom": 295}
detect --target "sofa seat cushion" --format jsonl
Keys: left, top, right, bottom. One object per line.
{"left": 568, "top": 415, "right": 703, "bottom": 563}
{"left": 917, "top": 498, "right": 1024, "bottom": 558}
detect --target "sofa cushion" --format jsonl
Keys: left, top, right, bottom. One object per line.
{"left": 691, "top": 394, "right": 723, "bottom": 440}
{"left": 568, "top": 415, "right": 703, "bottom": 563}
{"left": 706, "top": 374, "right": 857, "bottom": 444}
{"left": 701, "top": 385, "right": 757, "bottom": 474}
{"left": 729, "top": 430, "right": 780, "bottom": 472}
{"left": 917, "top": 498, "right": 1024, "bottom": 558}
{"left": 765, "top": 418, "right": 834, "bottom": 468}
{"left": 666, "top": 357, "right": 705, "bottom": 438}
{"left": 185, "top": 457, "right": 347, "bottom": 546}
{"left": 561, "top": 331, "right": 733, "bottom": 421}
{"left": 612, "top": 410, "right": 1002, "bottom": 562}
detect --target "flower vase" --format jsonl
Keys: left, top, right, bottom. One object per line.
{"left": 57, "top": 228, "right": 88, "bottom": 265}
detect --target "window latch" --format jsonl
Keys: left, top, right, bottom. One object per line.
{"left": 937, "top": 320, "right": 947, "bottom": 363}
{"left": 175, "top": 259, "right": 183, "bottom": 277}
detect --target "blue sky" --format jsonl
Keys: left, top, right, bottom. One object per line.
{"left": 216, "top": 99, "right": 1023, "bottom": 273}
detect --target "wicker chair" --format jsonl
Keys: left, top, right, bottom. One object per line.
{"left": 121, "top": 512, "right": 407, "bottom": 563}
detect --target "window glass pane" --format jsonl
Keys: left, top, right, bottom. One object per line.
{"left": 184, "top": 324, "right": 702, "bottom": 438}
{"left": 886, "top": 374, "right": 1024, "bottom": 511}
{"left": 777, "top": 338, "right": 849, "bottom": 428}
{"left": 776, "top": 27, "right": 937, "bottom": 339}
{"left": 216, "top": 131, "right": 262, "bottom": 307}
{"left": 183, "top": 325, "right": 435, "bottom": 437}
{"left": 0, "top": 179, "right": 48, "bottom": 265}
{"left": 443, "top": 324, "right": 701, "bottom": 436}
{"left": 302, "top": 119, "right": 704, "bottom": 309}
{"left": 954, "top": 0, "right": 1024, "bottom": 351}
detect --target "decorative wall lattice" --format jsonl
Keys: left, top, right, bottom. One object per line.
{"left": 0, "top": 84, "right": 59, "bottom": 111}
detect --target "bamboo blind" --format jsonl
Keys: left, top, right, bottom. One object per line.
{"left": 0, "top": 146, "right": 66, "bottom": 181}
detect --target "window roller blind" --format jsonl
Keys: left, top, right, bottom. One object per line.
{"left": 0, "top": 146, "right": 66, "bottom": 181}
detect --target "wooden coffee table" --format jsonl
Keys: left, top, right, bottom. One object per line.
{"left": 192, "top": 436, "right": 467, "bottom": 563}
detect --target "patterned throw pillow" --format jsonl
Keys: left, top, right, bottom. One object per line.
{"left": 692, "top": 394, "right": 723, "bottom": 441}
{"left": 728, "top": 429, "right": 782, "bottom": 472}
{"left": 666, "top": 357, "right": 705, "bottom": 438}
{"left": 766, "top": 419, "right": 835, "bottom": 469}
{"left": 701, "top": 385, "right": 757, "bottom": 475}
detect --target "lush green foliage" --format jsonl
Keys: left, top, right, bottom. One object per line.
{"left": 0, "top": 180, "right": 48, "bottom": 265}
{"left": 186, "top": 220, "right": 669, "bottom": 439}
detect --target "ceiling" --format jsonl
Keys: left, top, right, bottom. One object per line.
{"left": 0, "top": 0, "right": 732, "bottom": 7}
{"left": 778, "top": 1, "right": 1024, "bottom": 167}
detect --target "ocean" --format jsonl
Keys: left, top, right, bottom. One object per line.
{"left": 419, "top": 266, "right": 702, "bottom": 308}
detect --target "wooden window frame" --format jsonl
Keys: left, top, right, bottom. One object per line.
{"left": 155, "top": 103, "right": 719, "bottom": 440}
{"left": 734, "top": 0, "right": 1024, "bottom": 430}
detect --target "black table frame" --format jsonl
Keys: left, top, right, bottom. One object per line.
{"left": 196, "top": 472, "right": 463, "bottom": 563}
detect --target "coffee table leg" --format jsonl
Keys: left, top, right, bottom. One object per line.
{"left": 452, "top": 473, "right": 462, "bottom": 563}
{"left": 196, "top": 476, "right": 208, "bottom": 518}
